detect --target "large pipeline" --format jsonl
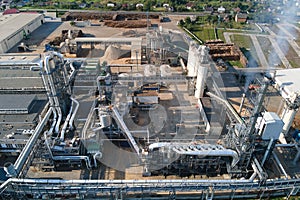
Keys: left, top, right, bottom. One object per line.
{"left": 69, "top": 97, "right": 79, "bottom": 130}
{"left": 43, "top": 55, "right": 62, "bottom": 134}
{"left": 60, "top": 100, "right": 73, "bottom": 141}
{"left": 14, "top": 108, "right": 53, "bottom": 176}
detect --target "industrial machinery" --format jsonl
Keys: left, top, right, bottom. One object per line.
{"left": 0, "top": 29, "right": 300, "bottom": 199}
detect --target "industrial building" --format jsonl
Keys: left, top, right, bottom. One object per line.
{"left": 0, "top": 26, "right": 299, "bottom": 200}
{"left": 0, "top": 13, "right": 44, "bottom": 54}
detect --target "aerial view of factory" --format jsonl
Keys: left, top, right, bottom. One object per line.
{"left": 0, "top": 4, "right": 300, "bottom": 199}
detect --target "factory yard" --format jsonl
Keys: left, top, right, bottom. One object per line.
{"left": 1, "top": 11, "right": 300, "bottom": 199}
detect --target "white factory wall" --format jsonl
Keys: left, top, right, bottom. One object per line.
{"left": 0, "top": 14, "right": 44, "bottom": 54}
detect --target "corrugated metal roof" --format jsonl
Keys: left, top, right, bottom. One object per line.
{"left": 0, "top": 94, "right": 36, "bottom": 111}
{"left": 0, "top": 13, "right": 43, "bottom": 43}
{"left": 275, "top": 68, "right": 300, "bottom": 96}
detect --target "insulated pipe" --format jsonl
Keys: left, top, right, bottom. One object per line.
{"left": 54, "top": 108, "right": 62, "bottom": 134}
{"left": 238, "top": 93, "right": 246, "bottom": 114}
{"left": 52, "top": 156, "right": 92, "bottom": 169}
{"left": 112, "top": 107, "right": 140, "bottom": 155}
{"left": 179, "top": 57, "right": 186, "bottom": 71}
{"left": 148, "top": 142, "right": 171, "bottom": 151}
{"left": 172, "top": 147, "right": 239, "bottom": 168}
{"left": 14, "top": 108, "right": 53, "bottom": 175}
{"left": 44, "top": 132, "right": 92, "bottom": 169}
{"left": 40, "top": 61, "right": 57, "bottom": 136}
{"left": 93, "top": 152, "right": 102, "bottom": 168}
{"left": 1, "top": 176, "right": 263, "bottom": 191}
{"left": 206, "top": 92, "right": 245, "bottom": 125}
{"left": 60, "top": 100, "right": 74, "bottom": 141}
{"left": 69, "top": 97, "right": 79, "bottom": 130}
{"left": 43, "top": 55, "right": 62, "bottom": 134}
{"left": 48, "top": 108, "right": 57, "bottom": 135}
{"left": 69, "top": 61, "right": 76, "bottom": 80}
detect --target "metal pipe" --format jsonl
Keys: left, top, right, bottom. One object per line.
{"left": 44, "top": 132, "right": 92, "bottom": 169}
{"left": 206, "top": 92, "right": 244, "bottom": 125}
{"left": 69, "top": 97, "right": 79, "bottom": 130}
{"left": 272, "top": 151, "right": 288, "bottom": 178}
{"left": 69, "top": 61, "right": 76, "bottom": 80}
{"left": 93, "top": 152, "right": 102, "bottom": 167}
{"left": 172, "top": 146, "right": 239, "bottom": 168}
{"left": 40, "top": 59, "right": 57, "bottom": 136}
{"left": 1, "top": 176, "right": 261, "bottom": 189}
{"left": 293, "top": 145, "right": 300, "bottom": 165}
{"left": 261, "top": 138, "right": 274, "bottom": 166}
{"left": 43, "top": 55, "right": 62, "bottom": 134}
{"left": 48, "top": 108, "right": 57, "bottom": 135}
{"left": 14, "top": 108, "right": 53, "bottom": 175}
{"left": 275, "top": 144, "right": 297, "bottom": 147}
{"left": 112, "top": 106, "right": 140, "bottom": 155}
{"left": 238, "top": 93, "right": 246, "bottom": 114}
{"left": 52, "top": 156, "right": 92, "bottom": 169}
{"left": 253, "top": 157, "right": 267, "bottom": 181}
{"left": 148, "top": 142, "right": 170, "bottom": 151}
{"left": 179, "top": 57, "right": 186, "bottom": 71}
{"left": 60, "top": 100, "right": 73, "bottom": 141}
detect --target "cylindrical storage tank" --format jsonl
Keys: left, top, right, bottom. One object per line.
{"left": 100, "top": 115, "right": 112, "bottom": 127}
{"left": 281, "top": 107, "right": 298, "bottom": 135}
{"left": 4, "top": 162, "right": 17, "bottom": 177}
{"left": 187, "top": 43, "right": 199, "bottom": 77}
{"left": 194, "top": 65, "right": 208, "bottom": 99}
{"left": 144, "top": 64, "right": 156, "bottom": 77}
{"left": 160, "top": 64, "right": 172, "bottom": 77}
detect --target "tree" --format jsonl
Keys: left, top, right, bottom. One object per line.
{"left": 144, "top": 0, "right": 152, "bottom": 11}
{"left": 179, "top": 19, "right": 185, "bottom": 26}
{"left": 185, "top": 16, "right": 192, "bottom": 24}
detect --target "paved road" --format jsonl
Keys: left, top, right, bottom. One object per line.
{"left": 269, "top": 37, "right": 291, "bottom": 68}
{"left": 276, "top": 24, "right": 295, "bottom": 39}
{"left": 249, "top": 35, "right": 269, "bottom": 68}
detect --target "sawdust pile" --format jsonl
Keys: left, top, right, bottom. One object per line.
{"left": 102, "top": 45, "right": 122, "bottom": 60}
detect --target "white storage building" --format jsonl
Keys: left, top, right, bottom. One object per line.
{"left": 0, "top": 13, "right": 44, "bottom": 54}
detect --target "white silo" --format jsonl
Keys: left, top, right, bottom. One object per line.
{"left": 194, "top": 65, "right": 208, "bottom": 99}
{"left": 187, "top": 43, "right": 199, "bottom": 77}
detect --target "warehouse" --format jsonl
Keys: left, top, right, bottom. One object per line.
{"left": 0, "top": 13, "right": 44, "bottom": 54}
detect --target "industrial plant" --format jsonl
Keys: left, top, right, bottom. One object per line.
{"left": 0, "top": 11, "right": 299, "bottom": 200}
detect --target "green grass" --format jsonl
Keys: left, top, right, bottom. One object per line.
{"left": 228, "top": 60, "right": 244, "bottom": 68}
{"left": 230, "top": 34, "right": 260, "bottom": 67}
{"left": 193, "top": 28, "right": 216, "bottom": 42}
{"left": 216, "top": 29, "right": 225, "bottom": 41}
{"left": 187, "top": 24, "right": 216, "bottom": 42}
{"left": 230, "top": 35, "right": 252, "bottom": 49}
